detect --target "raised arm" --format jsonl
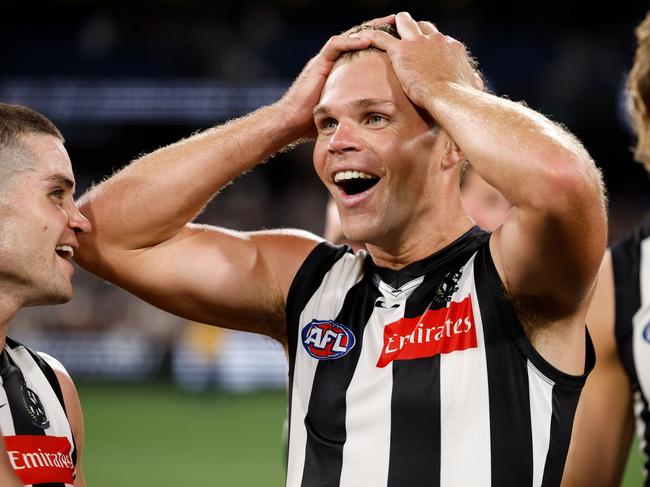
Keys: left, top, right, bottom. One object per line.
{"left": 356, "top": 13, "right": 606, "bottom": 370}
{"left": 75, "top": 30, "right": 377, "bottom": 343}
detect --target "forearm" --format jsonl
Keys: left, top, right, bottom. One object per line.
{"left": 426, "top": 82, "right": 601, "bottom": 210}
{"left": 78, "top": 103, "right": 298, "bottom": 253}
{"left": 429, "top": 82, "right": 606, "bottom": 299}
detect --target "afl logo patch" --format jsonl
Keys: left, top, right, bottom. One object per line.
{"left": 302, "top": 320, "right": 356, "bottom": 360}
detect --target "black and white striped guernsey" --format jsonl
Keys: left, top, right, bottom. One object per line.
{"left": 0, "top": 337, "right": 77, "bottom": 487}
{"left": 612, "top": 219, "right": 650, "bottom": 485}
{"left": 285, "top": 226, "right": 594, "bottom": 487}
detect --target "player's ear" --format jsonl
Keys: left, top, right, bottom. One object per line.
{"left": 440, "top": 134, "right": 466, "bottom": 170}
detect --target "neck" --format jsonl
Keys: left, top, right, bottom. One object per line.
{"left": 0, "top": 293, "right": 23, "bottom": 350}
{"left": 366, "top": 205, "right": 474, "bottom": 270}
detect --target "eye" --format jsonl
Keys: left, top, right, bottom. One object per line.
{"left": 317, "top": 118, "right": 338, "bottom": 133}
{"left": 367, "top": 113, "right": 387, "bottom": 125}
{"left": 49, "top": 188, "right": 66, "bottom": 204}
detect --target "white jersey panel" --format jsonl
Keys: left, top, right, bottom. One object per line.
{"left": 440, "top": 254, "right": 492, "bottom": 487}
{"left": 0, "top": 385, "right": 14, "bottom": 436}
{"left": 527, "top": 361, "right": 554, "bottom": 487}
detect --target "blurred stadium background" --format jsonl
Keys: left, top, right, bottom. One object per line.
{"left": 2, "top": 0, "right": 648, "bottom": 485}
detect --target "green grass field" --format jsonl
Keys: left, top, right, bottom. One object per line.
{"left": 80, "top": 383, "right": 287, "bottom": 486}
{"left": 79, "top": 382, "right": 645, "bottom": 486}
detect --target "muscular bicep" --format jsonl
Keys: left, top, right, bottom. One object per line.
{"left": 77, "top": 224, "right": 320, "bottom": 342}
{"left": 491, "top": 170, "right": 606, "bottom": 315}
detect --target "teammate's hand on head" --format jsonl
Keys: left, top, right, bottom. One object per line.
{"left": 353, "top": 12, "right": 483, "bottom": 109}
{"left": 277, "top": 14, "right": 395, "bottom": 140}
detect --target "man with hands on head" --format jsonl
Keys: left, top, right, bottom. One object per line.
{"left": 76, "top": 12, "right": 606, "bottom": 486}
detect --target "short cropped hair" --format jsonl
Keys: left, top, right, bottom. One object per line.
{"left": 627, "top": 12, "right": 650, "bottom": 170}
{"left": 338, "top": 23, "right": 400, "bottom": 63}
{"left": 0, "top": 104, "right": 63, "bottom": 179}
{"left": 0, "top": 103, "right": 63, "bottom": 146}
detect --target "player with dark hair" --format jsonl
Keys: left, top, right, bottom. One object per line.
{"left": 0, "top": 102, "right": 88, "bottom": 486}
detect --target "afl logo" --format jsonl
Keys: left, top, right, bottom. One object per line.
{"left": 302, "top": 320, "right": 356, "bottom": 360}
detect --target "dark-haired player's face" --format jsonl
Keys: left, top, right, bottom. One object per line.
{"left": 313, "top": 51, "right": 443, "bottom": 247}
{"left": 0, "top": 133, "right": 90, "bottom": 305}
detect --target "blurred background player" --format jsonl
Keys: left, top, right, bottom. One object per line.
{"left": 460, "top": 164, "right": 512, "bottom": 231}
{"left": 0, "top": 103, "right": 87, "bottom": 486}
{"left": 563, "top": 11, "right": 650, "bottom": 487}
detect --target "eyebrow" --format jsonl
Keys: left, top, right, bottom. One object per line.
{"left": 45, "top": 175, "right": 75, "bottom": 191}
{"left": 313, "top": 98, "right": 397, "bottom": 117}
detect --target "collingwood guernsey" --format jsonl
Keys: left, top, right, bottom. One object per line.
{"left": 0, "top": 338, "right": 78, "bottom": 486}
{"left": 612, "top": 219, "right": 650, "bottom": 484}
{"left": 285, "top": 226, "right": 594, "bottom": 487}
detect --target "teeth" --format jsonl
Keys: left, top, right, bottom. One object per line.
{"left": 55, "top": 245, "right": 74, "bottom": 259}
{"left": 334, "top": 171, "right": 377, "bottom": 183}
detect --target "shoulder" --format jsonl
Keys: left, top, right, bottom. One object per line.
{"left": 37, "top": 352, "right": 72, "bottom": 379}
{"left": 248, "top": 228, "right": 326, "bottom": 296}
{"left": 35, "top": 352, "right": 80, "bottom": 411}
{"left": 37, "top": 352, "right": 85, "bottom": 453}
{"left": 286, "top": 241, "right": 363, "bottom": 319}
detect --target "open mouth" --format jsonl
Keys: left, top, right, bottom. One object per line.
{"left": 334, "top": 170, "right": 380, "bottom": 196}
{"left": 55, "top": 245, "right": 74, "bottom": 260}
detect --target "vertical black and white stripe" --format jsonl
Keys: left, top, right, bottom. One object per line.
{"left": 285, "top": 227, "right": 593, "bottom": 487}
{"left": 0, "top": 337, "right": 77, "bottom": 487}
{"left": 612, "top": 219, "right": 650, "bottom": 485}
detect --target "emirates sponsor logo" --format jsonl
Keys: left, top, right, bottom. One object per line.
{"left": 4, "top": 435, "right": 74, "bottom": 484}
{"left": 377, "top": 296, "right": 477, "bottom": 368}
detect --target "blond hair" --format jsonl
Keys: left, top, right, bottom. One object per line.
{"left": 627, "top": 12, "right": 650, "bottom": 170}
